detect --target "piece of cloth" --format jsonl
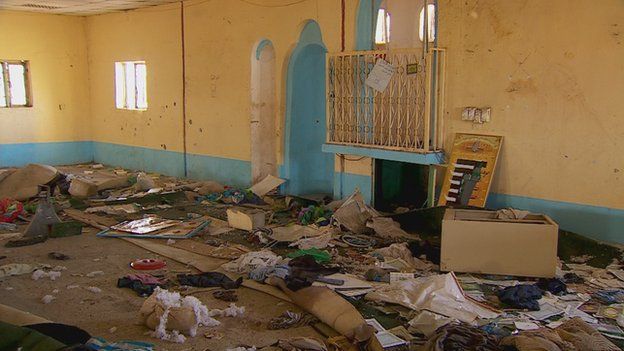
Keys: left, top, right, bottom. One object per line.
{"left": 555, "top": 317, "right": 620, "bottom": 350}
{"left": 421, "top": 323, "right": 502, "bottom": 351}
{"left": 563, "top": 273, "right": 584, "bottom": 284}
{"left": 287, "top": 248, "right": 331, "bottom": 264}
{"left": 248, "top": 264, "right": 289, "bottom": 282}
{"left": 501, "top": 329, "right": 574, "bottom": 351}
{"left": 298, "top": 205, "right": 332, "bottom": 226}
{"left": 201, "top": 187, "right": 262, "bottom": 205}
{"left": 26, "top": 323, "right": 91, "bottom": 346}
{"left": 0, "top": 198, "right": 24, "bottom": 223}
{"left": 286, "top": 255, "right": 340, "bottom": 291}
{"left": 117, "top": 274, "right": 167, "bottom": 297}
{"left": 222, "top": 250, "right": 282, "bottom": 274}
{"left": 501, "top": 318, "right": 620, "bottom": 351}
{"left": 177, "top": 272, "right": 242, "bottom": 289}
{"left": 0, "top": 320, "right": 67, "bottom": 351}
{"left": 269, "top": 310, "right": 318, "bottom": 330}
{"left": 537, "top": 278, "right": 567, "bottom": 295}
{"left": 125, "top": 274, "right": 165, "bottom": 286}
{"left": 213, "top": 289, "right": 238, "bottom": 302}
{"left": 498, "top": 284, "right": 543, "bottom": 311}
{"left": 86, "top": 337, "right": 154, "bottom": 351}
{"left": 593, "top": 289, "right": 624, "bottom": 305}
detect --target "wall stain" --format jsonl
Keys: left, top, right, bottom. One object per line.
{"left": 505, "top": 77, "right": 537, "bottom": 95}
{"left": 611, "top": 24, "right": 621, "bottom": 44}
{"left": 483, "top": 4, "right": 513, "bottom": 38}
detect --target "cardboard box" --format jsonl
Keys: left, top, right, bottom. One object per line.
{"left": 226, "top": 207, "right": 265, "bottom": 231}
{"left": 441, "top": 209, "right": 558, "bottom": 278}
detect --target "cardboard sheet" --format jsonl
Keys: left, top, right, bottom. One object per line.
{"left": 249, "top": 174, "right": 285, "bottom": 197}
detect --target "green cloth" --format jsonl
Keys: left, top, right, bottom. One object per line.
{"left": 287, "top": 248, "right": 331, "bottom": 263}
{"left": 0, "top": 321, "right": 66, "bottom": 351}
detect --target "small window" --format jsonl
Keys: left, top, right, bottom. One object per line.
{"left": 419, "top": 4, "right": 436, "bottom": 42}
{"left": 375, "top": 8, "right": 391, "bottom": 45}
{"left": 115, "top": 61, "right": 147, "bottom": 110}
{"left": 0, "top": 60, "right": 32, "bottom": 108}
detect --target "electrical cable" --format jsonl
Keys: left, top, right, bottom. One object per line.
{"left": 337, "top": 153, "right": 366, "bottom": 162}
{"left": 238, "top": 0, "right": 308, "bottom": 7}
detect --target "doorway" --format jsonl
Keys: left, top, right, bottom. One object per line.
{"left": 374, "top": 159, "right": 429, "bottom": 212}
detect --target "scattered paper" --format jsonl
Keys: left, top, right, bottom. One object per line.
{"left": 514, "top": 321, "right": 540, "bottom": 330}
{"left": 523, "top": 302, "right": 565, "bottom": 321}
{"left": 365, "top": 318, "right": 386, "bottom": 333}
{"left": 375, "top": 331, "right": 408, "bottom": 348}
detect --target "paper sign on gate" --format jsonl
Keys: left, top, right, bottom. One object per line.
{"left": 365, "top": 59, "right": 396, "bottom": 92}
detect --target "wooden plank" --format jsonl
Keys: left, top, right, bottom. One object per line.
{"left": 172, "top": 240, "right": 246, "bottom": 260}
{"left": 63, "top": 208, "right": 116, "bottom": 229}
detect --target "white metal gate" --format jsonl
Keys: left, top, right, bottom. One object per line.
{"left": 326, "top": 48, "right": 445, "bottom": 153}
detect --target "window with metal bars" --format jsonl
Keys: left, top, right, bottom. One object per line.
{"left": 115, "top": 61, "right": 147, "bottom": 110}
{"left": 0, "top": 60, "right": 32, "bottom": 108}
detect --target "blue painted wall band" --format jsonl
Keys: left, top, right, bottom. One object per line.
{"left": 487, "top": 193, "right": 624, "bottom": 244}
{"left": 0, "top": 141, "right": 94, "bottom": 167}
{"left": 93, "top": 141, "right": 251, "bottom": 187}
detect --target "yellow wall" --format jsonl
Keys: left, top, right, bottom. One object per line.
{"left": 4, "top": 0, "right": 622, "bottom": 212}
{"left": 86, "top": 3, "right": 183, "bottom": 153}
{"left": 86, "top": 0, "right": 358, "bottom": 165}
{"left": 0, "top": 10, "right": 90, "bottom": 143}
{"left": 439, "top": 0, "right": 624, "bottom": 210}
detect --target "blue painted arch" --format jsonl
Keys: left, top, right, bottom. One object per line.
{"left": 356, "top": 0, "right": 383, "bottom": 50}
{"left": 254, "top": 39, "right": 273, "bottom": 60}
{"left": 283, "top": 20, "right": 334, "bottom": 196}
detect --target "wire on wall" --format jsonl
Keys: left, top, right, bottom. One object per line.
{"left": 181, "top": 0, "right": 188, "bottom": 177}
{"left": 340, "top": 0, "right": 345, "bottom": 51}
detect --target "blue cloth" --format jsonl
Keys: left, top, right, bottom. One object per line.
{"left": 86, "top": 337, "right": 153, "bottom": 351}
{"left": 594, "top": 289, "right": 624, "bottom": 305}
{"left": 498, "top": 284, "right": 542, "bottom": 311}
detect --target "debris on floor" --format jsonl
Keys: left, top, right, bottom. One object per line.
{"left": 1, "top": 162, "right": 624, "bottom": 350}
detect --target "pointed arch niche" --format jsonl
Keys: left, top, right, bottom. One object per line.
{"left": 250, "top": 39, "right": 277, "bottom": 184}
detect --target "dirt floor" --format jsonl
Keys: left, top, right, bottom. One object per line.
{"left": 0, "top": 226, "right": 322, "bottom": 350}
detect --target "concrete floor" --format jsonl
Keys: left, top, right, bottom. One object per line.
{"left": 0, "top": 226, "right": 322, "bottom": 350}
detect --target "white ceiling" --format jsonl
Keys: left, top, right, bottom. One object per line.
{"left": 0, "top": 0, "right": 181, "bottom": 16}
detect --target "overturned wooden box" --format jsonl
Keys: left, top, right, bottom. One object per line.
{"left": 441, "top": 209, "right": 558, "bottom": 278}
